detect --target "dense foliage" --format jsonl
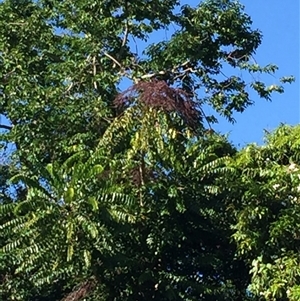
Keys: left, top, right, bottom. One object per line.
{"left": 228, "top": 125, "right": 300, "bottom": 301}
{"left": 0, "top": 0, "right": 296, "bottom": 300}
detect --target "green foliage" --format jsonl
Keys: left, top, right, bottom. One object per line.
{"left": 0, "top": 0, "right": 293, "bottom": 167}
{"left": 0, "top": 0, "right": 295, "bottom": 300}
{"left": 0, "top": 150, "right": 137, "bottom": 300}
{"left": 229, "top": 125, "right": 300, "bottom": 300}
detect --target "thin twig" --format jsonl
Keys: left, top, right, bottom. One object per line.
{"left": 92, "top": 56, "right": 98, "bottom": 89}
{"left": 199, "top": 106, "right": 214, "bottom": 131}
{"left": 64, "top": 81, "right": 74, "bottom": 94}
{"left": 8, "top": 22, "right": 26, "bottom": 26}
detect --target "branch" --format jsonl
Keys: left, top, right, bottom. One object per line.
{"left": 136, "top": 60, "right": 196, "bottom": 82}
{"left": 131, "top": 36, "right": 209, "bottom": 82}
{"left": 0, "top": 124, "right": 12, "bottom": 130}
{"left": 104, "top": 52, "right": 123, "bottom": 68}
{"left": 122, "top": 1, "right": 129, "bottom": 47}
{"left": 64, "top": 81, "right": 74, "bottom": 94}
{"left": 122, "top": 20, "right": 129, "bottom": 47}
{"left": 140, "top": 70, "right": 167, "bottom": 80}
{"left": 8, "top": 22, "right": 26, "bottom": 26}
{"left": 92, "top": 56, "right": 98, "bottom": 89}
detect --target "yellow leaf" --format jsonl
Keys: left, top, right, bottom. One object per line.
{"left": 67, "top": 244, "right": 74, "bottom": 262}
{"left": 88, "top": 197, "right": 98, "bottom": 211}
{"left": 83, "top": 249, "right": 91, "bottom": 268}
{"left": 66, "top": 220, "right": 73, "bottom": 241}
{"left": 64, "top": 187, "right": 74, "bottom": 203}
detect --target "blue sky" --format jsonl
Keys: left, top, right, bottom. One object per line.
{"left": 206, "top": 0, "right": 299, "bottom": 147}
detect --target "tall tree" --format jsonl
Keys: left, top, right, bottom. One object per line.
{"left": 0, "top": 0, "right": 292, "bottom": 167}
{"left": 0, "top": 0, "right": 294, "bottom": 300}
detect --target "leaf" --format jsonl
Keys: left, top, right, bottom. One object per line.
{"left": 83, "top": 249, "right": 91, "bottom": 268}
{"left": 87, "top": 197, "right": 99, "bottom": 212}
{"left": 64, "top": 186, "right": 75, "bottom": 204}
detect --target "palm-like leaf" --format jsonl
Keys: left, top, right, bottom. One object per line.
{"left": 0, "top": 151, "right": 136, "bottom": 296}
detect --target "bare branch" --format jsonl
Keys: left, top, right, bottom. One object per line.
{"left": 137, "top": 60, "right": 200, "bottom": 82}
{"left": 171, "top": 60, "right": 190, "bottom": 73}
{"left": 64, "top": 81, "right": 74, "bottom": 94}
{"left": 0, "top": 124, "right": 12, "bottom": 131}
{"left": 92, "top": 56, "right": 98, "bottom": 90}
{"left": 104, "top": 52, "right": 123, "bottom": 68}
{"left": 8, "top": 22, "right": 26, "bottom": 26}
{"left": 140, "top": 71, "right": 166, "bottom": 80}
{"left": 122, "top": 20, "right": 129, "bottom": 47}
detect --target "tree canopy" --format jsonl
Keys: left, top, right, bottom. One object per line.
{"left": 0, "top": 0, "right": 296, "bottom": 300}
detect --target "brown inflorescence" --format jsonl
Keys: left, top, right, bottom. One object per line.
{"left": 114, "top": 80, "right": 200, "bottom": 129}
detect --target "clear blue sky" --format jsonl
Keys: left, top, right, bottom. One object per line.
{"left": 215, "top": 0, "right": 300, "bottom": 147}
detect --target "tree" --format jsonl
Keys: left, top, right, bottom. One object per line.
{"left": 0, "top": 0, "right": 294, "bottom": 300}
{"left": 228, "top": 125, "right": 300, "bottom": 301}
{"left": 0, "top": 0, "right": 292, "bottom": 167}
